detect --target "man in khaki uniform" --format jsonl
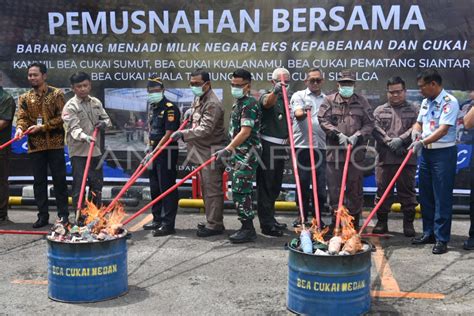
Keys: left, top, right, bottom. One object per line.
{"left": 62, "top": 72, "right": 111, "bottom": 211}
{"left": 318, "top": 70, "right": 374, "bottom": 229}
{"left": 372, "top": 76, "right": 418, "bottom": 236}
{"left": 171, "top": 69, "right": 227, "bottom": 237}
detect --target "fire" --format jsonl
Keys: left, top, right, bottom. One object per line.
{"left": 81, "top": 200, "right": 125, "bottom": 235}
{"left": 311, "top": 217, "right": 329, "bottom": 243}
{"left": 336, "top": 206, "right": 357, "bottom": 242}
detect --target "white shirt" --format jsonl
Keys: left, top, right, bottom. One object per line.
{"left": 290, "top": 88, "right": 326, "bottom": 149}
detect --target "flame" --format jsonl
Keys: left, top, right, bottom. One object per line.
{"left": 312, "top": 226, "right": 329, "bottom": 243}
{"left": 336, "top": 206, "right": 357, "bottom": 242}
{"left": 310, "top": 217, "right": 329, "bottom": 243}
{"left": 80, "top": 200, "right": 125, "bottom": 235}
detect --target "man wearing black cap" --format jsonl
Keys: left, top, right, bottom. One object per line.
{"left": 318, "top": 70, "right": 374, "bottom": 229}
{"left": 142, "top": 75, "right": 181, "bottom": 236}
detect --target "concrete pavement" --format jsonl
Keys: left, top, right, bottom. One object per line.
{"left": 0, "top": 206, "right": 473, "bottom": 315}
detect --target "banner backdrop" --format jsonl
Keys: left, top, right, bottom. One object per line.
{"left": 0, "top": 1, "right": 473, "bottom": 192}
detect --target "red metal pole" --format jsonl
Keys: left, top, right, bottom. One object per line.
{"left": 335, "top": 143, "right": 352, "bottom": 233}
{"left": 306, "top": 109, "right": 321, "bottom": 228}
{"left": 105, "top": 119, "right": 189, "bottom": 213}
{"left": 359, "top": 148, "right": 414, "bottom": 235}
{"left": 280, "top": 74, "right": 306, "bottom": 225}
{"left": 122, "top": 156, "right": 216, "bottom": 226}
{"left": 76, "top": 128, "right": 99, "bottom": 219}
{"left": 0, "top": 129, "right": 31, "bottom": 151}
{"left": 0, "top": 229, "right": 48, "bottom": 235}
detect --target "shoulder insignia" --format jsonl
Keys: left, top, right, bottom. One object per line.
{"left": 443, "top": 95, "right": 451, "bottom": 102}
{"left": 443, "top": 104, "right": 451, "bottom": 114}
{"left": 166, "top": 102, "right": 173, "bottom": 108}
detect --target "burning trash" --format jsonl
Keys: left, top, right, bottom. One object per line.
{"left": 47, "top": 200, "right": 127, "bottom": 243}
{"left": 290, "top": 206, "right": 368, "bottom": 256}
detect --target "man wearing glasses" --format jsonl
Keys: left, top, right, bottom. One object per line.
{"left": 409, "top": 69, "right": 459, "bottom": 254}
{"left": 289, "top": 68, "right": 327, "bottom": 227}
{"left": 171, "top": 69, "right": 227, "bottom": 237}
{"left": 318, "top": 70, "right": 374, "bottom": 230}
{"left": 372, "top": 76, "right": 418, "bottom": 237}
{"left": 256, "top": 68, "right": 291, "bottom": 237}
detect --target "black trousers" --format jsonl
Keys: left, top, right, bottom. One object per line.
{"left": 0, "top": 153, "right": 9, "bottom": 218}
{"left": 71, "top": 156, "right": 103, "bottom": 210}
{"left": 149, "top": 146, "right": 178, "bottom": 228}
{"left": 29, "top": 149, "right": 69, "bottom": 220}
{"left": 257, "top": 139, "right": 288, "bottom": 228}
{"left": 295, "top": 148, "right": 327, "bottom": 221}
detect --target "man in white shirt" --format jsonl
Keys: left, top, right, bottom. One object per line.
{"left": 290, "top": 68, "right": 327, "bottom": 227}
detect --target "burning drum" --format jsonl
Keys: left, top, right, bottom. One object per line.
{"left": 47, "top": 235, "right": 128, "bottom": 303}
{"left": 287, "top": 241, "right": 371, "bottom": 316}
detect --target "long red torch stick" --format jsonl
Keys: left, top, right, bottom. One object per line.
{"left": 122, "top": 156, "right": 216, "bottom": 226}
{"left": 76, "top": 128, "right": 99, "bottom": 221}
{"left": 280, "top": 74, "right": 306, "bottom": 226}
{"left": 358, "top": 148, "right": 414, "bottom": 235}
{"left": 0, "top": 229, "right": 48, "bottom": 235}
{"left": 105, "top": 119, "right": 189, "bottom": 214}
{"left": 0, "top": 129, "right": 31, "bottom": 151}
{"left": 306, "top": 109, "right": 321, "bottom": 228}
{"left": 335, "top": 143, "right": 352, "bottom": 233}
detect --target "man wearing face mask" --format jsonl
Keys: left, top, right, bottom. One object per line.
{"left": 256, "top": 68, "right": 291, "bottom": 237}
{"left": 372, "top": 76, "right": 418, "bottom": 237}
{"left": 170, "top": 69, "right": 227, "bottom": 237}
{"left": 142, "top": 75, "right": 181, "bottom": 237}
{"left": 318, "top": 70, "right": 374, "bottom": 229}
{"left": 214, "top": 68, "right": 261, "bottom": 243}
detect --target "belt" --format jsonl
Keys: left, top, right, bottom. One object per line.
{"left": 424, "top": 142, "right": 455, "bottom": 149}
{"left": 261, "top": 135, "right": 288, "bottom": 145}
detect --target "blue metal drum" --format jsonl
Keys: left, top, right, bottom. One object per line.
{"left": 47, "top": 236, "right": 128, "bottom": 303}
{"left": 287, "top": 242, "right": 371, "bottom": 316}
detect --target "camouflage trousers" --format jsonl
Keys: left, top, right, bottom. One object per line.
{"left": 231, "top": 150, "right": 259, "bottom": 221}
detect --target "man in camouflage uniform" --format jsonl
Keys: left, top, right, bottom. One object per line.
{"left": 372, "top": 76, "right": 418, "bottom": 237}
{"left": 214, "top": 69, "right": 261, "bottom": 243}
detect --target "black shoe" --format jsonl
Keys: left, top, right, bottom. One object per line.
{"left": 0, "top": 215, "right": 8, "bottom": 222}
{"left": 372, "top": 220, "right": 388, "bottom": 234}
{"left": 229, "top": 229, "right": 257, "bottom": 243}
{"left": 143, "top": 221, "right": 161, "bottom": 230}
{"left": 274, "top": 221, "right": 287, "bottom": 230}
{"left": 412, "top": 234, "right": 436, "bottom": 245}
{"left": 32, "top": 218, "right": 49, "bottom": 229}
{"left": 152, "top": 225, "right": 176, "bottom": 237}
{"left": 261, "top": 225, "right": 284, "bottom": 237}
{"left": 197, "top": 222, "right": 206, "bottom": 230}
{"left": 196, "top": 227, "right": 224, "bottom": 237}
{"left": 292, "top": 218, "right": 309, "bottom": 228}
{"left": 463, "top": 237, "right": 474, "bottom": 250}
{"left": 432, "top": 241, "right": 448, "bottom": 254}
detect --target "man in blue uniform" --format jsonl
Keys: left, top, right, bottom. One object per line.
{"left": 142, "top": 75, "right": 181, "bottom": 236}
{"left": 409, "top": 69, "right": 459, "bottom": 254}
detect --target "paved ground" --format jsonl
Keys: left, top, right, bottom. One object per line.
{"left": 0, "top": 206, "right": 473, "bottom": 315}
